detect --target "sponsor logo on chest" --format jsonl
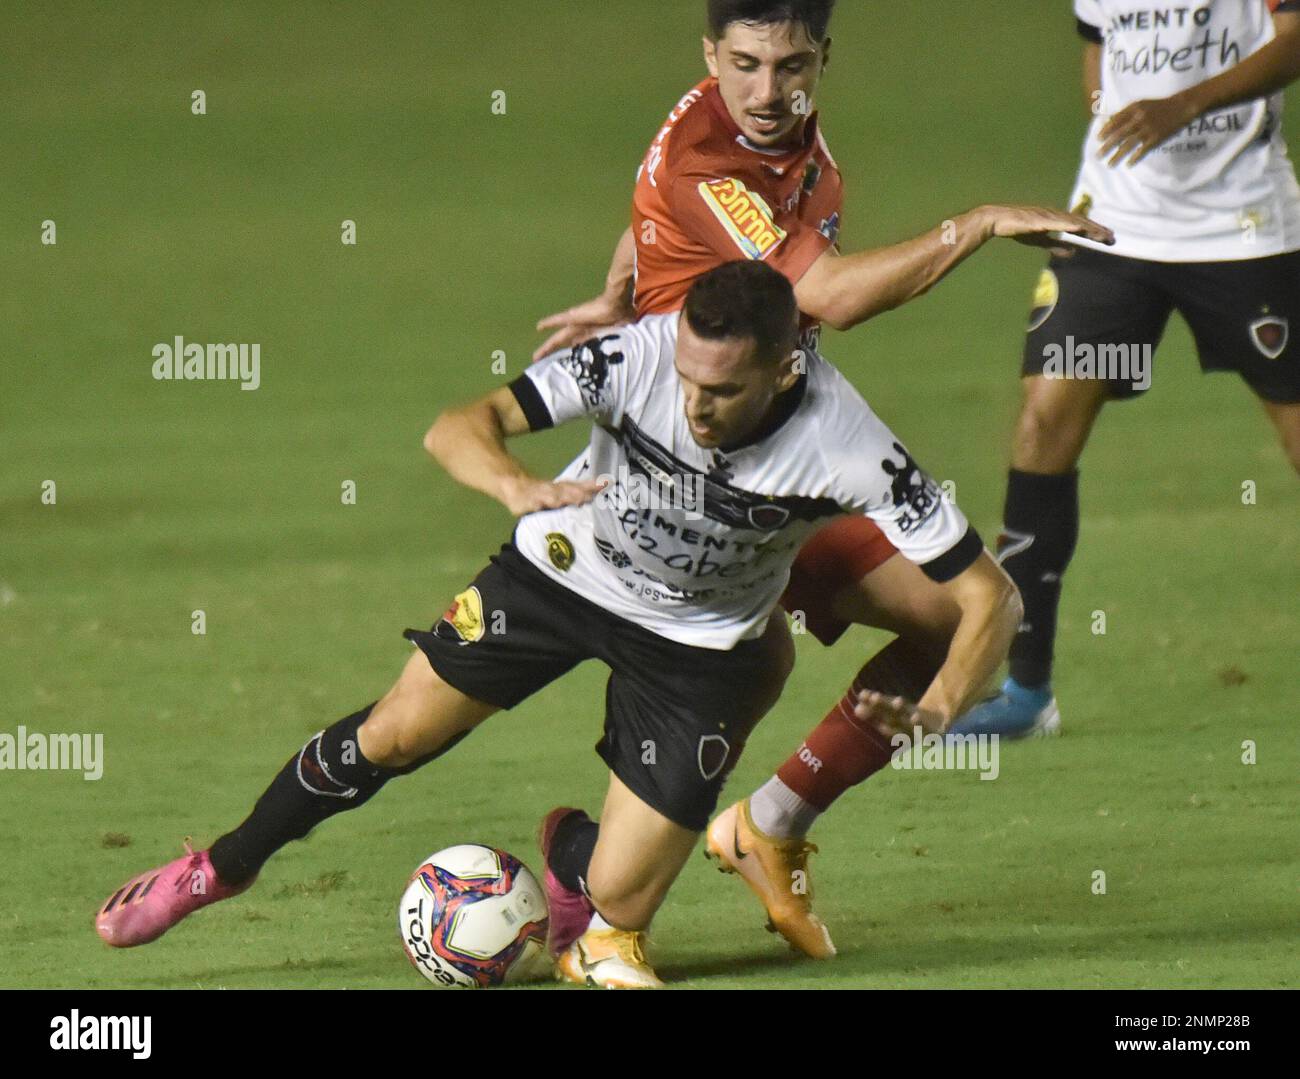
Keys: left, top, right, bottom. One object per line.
{"left": 698, "top": 177, "right": 787, "bottom": 259}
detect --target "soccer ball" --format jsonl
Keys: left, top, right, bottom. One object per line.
{"left": 398, "top": 843, "right": 549, "bottom": 988}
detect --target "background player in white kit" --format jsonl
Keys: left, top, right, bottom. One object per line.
{"left": 94, "top": 262, "right": 1021, "bottom": 987}
{"left": 952, "top": 0, "right": 1300, "bottom": 738}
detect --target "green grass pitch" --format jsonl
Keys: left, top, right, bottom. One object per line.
{"left": 3, "top": 1, "right": 1296, "bottom": 989}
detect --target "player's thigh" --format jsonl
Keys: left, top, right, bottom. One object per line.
{"left": 359, "top": 650, "right": 499, "bottom": 768}
{"left": 369, "top": 544, "right": 590, "bottom": 767}
{"left": 1170, "top": 250, "right": 1300, "bottom": 419}
{"left": 585, "top": 771, "right": 697, "bottom": 928}
{"left": 1012, "top": 375, "right": 1113, "bottom": 473}
{"left": 1017, "top": 250, "right": 1173, "bottom": 471}
{"left": 828, "top": 551, "right": 961, "bottom": 651}
{"left": 1260, "top": 399, "right": 1300, "bottom": 473}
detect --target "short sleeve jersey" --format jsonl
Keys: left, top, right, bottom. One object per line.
{"left": 508, "top": 316, "right": 980, "bottom": 650}
{"left": 631, "top": 78, "right": 844, "bottom": 331}
{"left": 1070, "top": 0, "right": 1300, "bottom": 260}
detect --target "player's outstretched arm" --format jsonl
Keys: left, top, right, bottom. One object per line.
{"left": 793, "top": 207, "right": 1115, "bottom": 331}
{"left": 854, "top": 550, "right": 1022, "bottom": 738}
{"left": 532, "top": 227, "right": 636, "bottom": 360}
{"left": 423, "top": 386, "right": 605, "bottom": 515}
{"left": 1097, "top": 11, "right": 1300, "bottom": 167}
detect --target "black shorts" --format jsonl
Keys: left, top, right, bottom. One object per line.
{"left": 1022, "top": 246, "right": 1300, "bottom": 403}
{"left": 402, "top": 544, "right": 778, "bottom": 831}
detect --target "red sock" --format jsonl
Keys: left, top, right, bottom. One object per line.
{"left": 776, "top": 638, "right": 943, "bottom": 811}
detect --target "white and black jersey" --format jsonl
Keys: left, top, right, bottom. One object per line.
{"left": 1072, "top": 0, "right": 1300, "bottom": 261}
{"left": 507, "top": 314, "right": 981, "bottom": 650}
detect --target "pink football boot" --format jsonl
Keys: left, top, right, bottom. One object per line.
{"left": 537, "top": 807, "right": 595, "bottom": 957}
{"left": 96, "top": 839, "right": 253, "bottom": 947}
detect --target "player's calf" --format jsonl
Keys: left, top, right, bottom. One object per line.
{"left": 584, "top": 774, "right": 699, "bottom": 931}
{"left": 210, "top": 658, "right": 494, "bottom": 885}
{"left": 96, "top": 655, "right": 496, "bottom": 947}
{"left": 709, "top": 634, "right": 945, "bottom": 958}
{"left": 753, "top": 635, "right": 946, "bottom": 839}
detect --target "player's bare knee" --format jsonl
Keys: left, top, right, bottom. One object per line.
{"left": 357, "top": 701, "right": 417, "bottom": 768}
{"left": 1013, "top": 378, "right": 1105, "bottom": 472}
{"left": 1012, "top": 403, "right": 1076, "bottom": 472}
{"left": 359, "top": 685, "right": 441, "bottom": 768}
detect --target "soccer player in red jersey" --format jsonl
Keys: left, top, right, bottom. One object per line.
{"left": 535, "top": 0, "right": 1115, "bottom": 959}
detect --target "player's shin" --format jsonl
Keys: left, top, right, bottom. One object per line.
{"left": 998, "top": 468, "right": 1079, "bottom": 689}
{"left": 751, "top": 637, "right": 944, "bottom": 839}
{"left": 208, "top": 703, "right": 461, "bottom": 886}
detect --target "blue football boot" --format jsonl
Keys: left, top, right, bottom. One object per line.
{"left": 946, "top": 677, "right": 1061, "bottom": 740}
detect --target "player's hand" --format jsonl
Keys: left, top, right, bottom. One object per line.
{"left": 1096, "top": 92, "right": 1200, "bottom": 168}
{"left": 982, "top": 204, "right": 1115, "bottom": 256}
{"left": 498, "top": 475, "right": 607, "bottom": 516}
{"left": 533, "top": 291, "right": 634, "bottom": 362}
{"left": 853, "top": 689, "right": 949, "bottom": 739}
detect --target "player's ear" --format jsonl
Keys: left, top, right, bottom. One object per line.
{"left": 703, "top": 35, "right": 720, "bottom": 78}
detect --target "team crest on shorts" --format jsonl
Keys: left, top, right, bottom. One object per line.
{"left": 1249, "top": 314, "right": 1289, "bottom": 360}
{"left": 440, "top": 586, "right": 485, "bottom": 644}
{"left": 697, "top": 734, "right": 730, "bottom": 782}
{"left": 1027, "top": 269, "right": 1059, "bottom": 333}
{"left": 545, "top": 532, "right": 575, "bottom": 571}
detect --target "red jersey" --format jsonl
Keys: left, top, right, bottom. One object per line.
{"left": 631, "top": 78, "right": 843, "bottom": 325}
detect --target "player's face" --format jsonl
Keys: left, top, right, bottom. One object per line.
{"left": 704, "top": 21, "right": 828, "bottom": 148}
{"left": 674, "top": 316, "right": 799, "bottom": 449}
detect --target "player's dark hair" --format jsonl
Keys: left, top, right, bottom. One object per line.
{"left": 684, "top": 261, "right": 799, "bottom": 366}
{"left": 707, "top": 0, "right": 835, "bottom": 43}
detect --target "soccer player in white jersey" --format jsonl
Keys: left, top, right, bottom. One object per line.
{"left": 534, "top": 0, "right": 1113, "bottom": 961}
{"left": 94, "top": 262, "right": 1021, "bottom": 987}
{"left": 951, "top": 0, "right": 1300, "bottom": 738}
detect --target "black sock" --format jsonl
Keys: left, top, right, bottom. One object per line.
{"left": 209, "top": 703, "right": 460, "bottom": 886}
{"left": 547, "top": 811, "right": 598, "bottom": 894}
{"left": 998, "top": 468, "right": 1079, "bottom": 689}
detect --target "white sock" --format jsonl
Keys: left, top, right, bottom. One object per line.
{"left": 748, "top": 776, "right": 820, "bottom": 839}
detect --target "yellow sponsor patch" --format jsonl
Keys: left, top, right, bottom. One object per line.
{"left": 546, "top": 532, "right": 575, "bottom": 572}
{"left": 697, "top": 177, "right": 787, "bottom": 260}
{"left": 441, "top": 586, "right": 485, "bottom": 643}
{"left": 1027, "top": 268, "right": 1059, "bottom": 332}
